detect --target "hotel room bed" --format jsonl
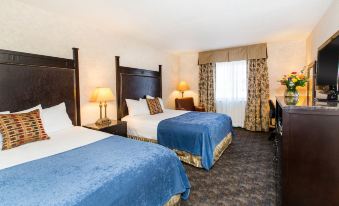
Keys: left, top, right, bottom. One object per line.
{"left": 116, "top": 57, "right": 233, "bottom": 170}
{"left": 0, "top": 49, "right": 190, "bottom": 206}
{"left": 122, "top": 109, "right": 233, "bottom": 170}
{"left": 0, "top": 126, "right": 190, "bottom": 206}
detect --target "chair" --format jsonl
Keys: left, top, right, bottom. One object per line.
{"left": 269, "top": 99, "right": 276, "bottom": 140}
{"left": 175, "top": 97, "right": 205, "bottom": 112}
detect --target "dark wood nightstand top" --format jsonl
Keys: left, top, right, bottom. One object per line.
{"left": 83, "top": 120, "right": 127, "bottom": 137}
{"left": 83, "top": 120, "right": 125, "bottom": 130}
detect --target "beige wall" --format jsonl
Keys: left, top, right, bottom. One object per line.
{"left": 267, "top": 40, "right": 307, "bottom": 100}
{"left": 0, "top": 0, "right": 179, "bottom": 124}
{"left": 177, "top": 39, "right": 307, "bottom": 102}
{"left": 178, "top": 52, "right": 200, "bottom": 105}
{"left": 177, "top": 1, "right": 339, "bottom": 104}
{"left": 306, "top": 0, "right": 339, "bottom": 63}
{"left": 2, "top": 0, "right": 337, "bottom": 124}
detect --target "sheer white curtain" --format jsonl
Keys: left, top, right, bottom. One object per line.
{"left": 216, "top": 60, "right": 247, "bottom": 127}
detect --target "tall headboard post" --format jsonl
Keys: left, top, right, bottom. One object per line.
{"left": 159, "top": 65, "right": 162, "bottom": 97}
{"left": 72, "top": 48, "right": 81, "bottom": 125}
{"left": 115, "top": 56, "right": 120, "bottom": 69}
{"left": 115, "top": 56, "right": 162, "bottom": 120}
{"left": 115, "top": 56, "right": 121, "bottom": 120}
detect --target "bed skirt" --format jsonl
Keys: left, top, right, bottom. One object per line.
{"left": 128, "top": 134, "right": 158, "bottom": 143}
{"left": 127, "top": 132, "right": 233, "bottom": 168}
{"left": 165, "top": 194, "right": 181, "bottom": 206}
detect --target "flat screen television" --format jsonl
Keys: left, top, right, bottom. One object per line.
{"left": 317, "top": 35, "right": 339, "bottom": 88}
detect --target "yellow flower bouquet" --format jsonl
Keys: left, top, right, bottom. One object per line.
{"left": 279, "top": 69, "right": 308, "bottom": 98}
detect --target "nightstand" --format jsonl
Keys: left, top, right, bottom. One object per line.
{"left": 83, "top": 120, "right": 127, "bottom": 137}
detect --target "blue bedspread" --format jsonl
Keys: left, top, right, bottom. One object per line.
{"left": 158, "top": 112, "right": 233, "bottom": 170}
{"left": 0, "top": 136, "right": 190, "bottom": 206}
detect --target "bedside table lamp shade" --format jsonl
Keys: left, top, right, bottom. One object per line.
{"left": 90, "top": 87, "right": 114, "bottom": 126}
{"left": 177, "top": 81, "right": 190, "bottom": 98}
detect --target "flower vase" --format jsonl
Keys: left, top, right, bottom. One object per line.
{"left": 284, "top": 86, "right": 299, "bottom": 105}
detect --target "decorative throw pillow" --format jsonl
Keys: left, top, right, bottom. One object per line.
{"left": 0, "top": 109, "right": 49, "bottom": 150}
{"left": 0, "top": 111, "right": 10, "bottom": 148}
{"left": 146, "top": 95, "right": 165, "bottom": 110}
{"left": 146, "top": 98, "right": 163, "bottom": 115}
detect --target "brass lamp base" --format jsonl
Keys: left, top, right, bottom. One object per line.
{"left": 95, "top": 118, "right": 112, "bottom": 127}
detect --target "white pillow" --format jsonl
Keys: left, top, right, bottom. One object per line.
{"left": 138, "top": 98, "right": 151, "bottom": 114}
{"left": 146, "top": 95, "right": 165, "bottom": 110}
{"left": 41, "top": 102, "right": 73, "bottom": 134}
{"left": 0, "top": 111, "right": 10, "bottom": 148}
{"left": 12, "top": 105, "right": 42, "bottom": 114}
{"left": 126, "top": 99, "right": 150, "bottom": 116}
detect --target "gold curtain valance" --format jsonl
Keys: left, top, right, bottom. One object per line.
{"left": 198, "top": 43, "right": 267, "bottom": 65}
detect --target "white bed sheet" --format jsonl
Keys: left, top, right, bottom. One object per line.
{"left": 122, "top": 109, "right": 188, "bottom": 141}
{"left": 0, "top": 126, "right": 112, "bottom": 170}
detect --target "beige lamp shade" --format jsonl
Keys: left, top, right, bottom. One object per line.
{"left": 90, "top": 87, "right": 115, "bottom": 102}
{"left": 177, "top": 81, "right": 190, "bottom": 91}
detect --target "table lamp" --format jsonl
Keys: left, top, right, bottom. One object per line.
{"left": 90, "top": 87, "right": 115, "bottom": 126}
{"left": 177, "top": 81, "right": 190, "bottom": 98}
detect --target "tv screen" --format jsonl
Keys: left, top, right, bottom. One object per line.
{"left": 317, "top": 35, "right": 339, "bottom": 86}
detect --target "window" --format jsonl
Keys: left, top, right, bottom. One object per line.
{"left": 215, "top": 60, "right": 247, "bottom": 127}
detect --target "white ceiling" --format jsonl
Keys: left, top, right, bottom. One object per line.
{"left": 18, "top": 0, "right": 332, "bottom": 53}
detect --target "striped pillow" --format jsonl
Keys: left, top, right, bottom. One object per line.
{"left": 146, "top": 98, "right": 163, "bottom": 115}
{"left": 0, "top": 109, "right": 49, "bottom": 150}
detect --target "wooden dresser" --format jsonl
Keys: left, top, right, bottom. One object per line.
{"left": 276, "top": 96, "right": 339, "bottom": 206}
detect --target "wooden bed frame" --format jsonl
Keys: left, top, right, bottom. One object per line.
{"left": 115, "top": 56, "right": 233, "bottom": 170}
{"left": 0, "top": 48, "right": 81, "bottom": 125}
{"left": 115, "top": 56, "right": 162, "bottom": 120}
{"left": 0, "top": 51, "right": 184, "bottom": 206}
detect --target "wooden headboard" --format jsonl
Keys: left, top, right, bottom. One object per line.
{"left": 115, "top": 56, "right": 162, "bottom": 120}
{"left": 0, "top": 48, "right": 81, "bottom": 126}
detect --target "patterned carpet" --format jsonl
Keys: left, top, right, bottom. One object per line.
{"left": 182, "top": 128, "right": 277, "bottom": 206}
